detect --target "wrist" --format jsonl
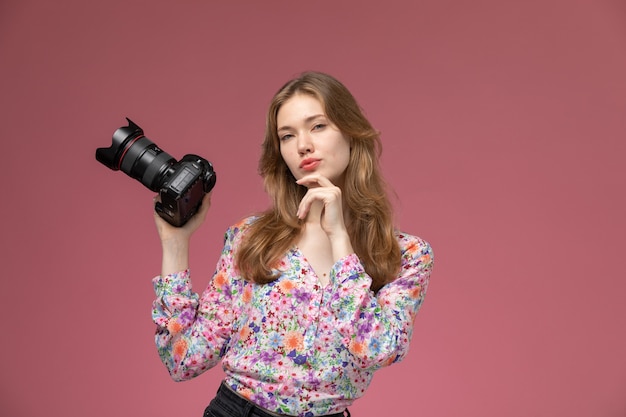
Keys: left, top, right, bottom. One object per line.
{"left": 329, "top": 232, "right": 354, "bottom": 262}
{"left": 161, "top": 238, "right": 191, "bottom": 276}
{"left": 161, "top": 236, "right": 190, "bottom": 251}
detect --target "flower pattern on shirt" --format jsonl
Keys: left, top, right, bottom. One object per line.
{"left": 152, "top": 217, "right": 433, "bottom": 417}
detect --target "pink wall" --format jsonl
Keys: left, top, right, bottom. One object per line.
{"left": 1, "top": 1, "right": 624, "bottom": 416}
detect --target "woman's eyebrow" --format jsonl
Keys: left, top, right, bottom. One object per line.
{"left": 278, "top": 114, "right": 325, "bottom": 132}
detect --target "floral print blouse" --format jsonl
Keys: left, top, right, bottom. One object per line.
{"left": 152, "top": 217, "right": 433, "bottom": 417}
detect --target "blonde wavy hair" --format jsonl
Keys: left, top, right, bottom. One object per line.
{"left": 235, "top": 71, "right": 401, "bottom": 292}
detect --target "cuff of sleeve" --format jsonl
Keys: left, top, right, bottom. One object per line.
{"left": 330, "top": 253, "right": 369, "bottom": 286}
{"left": 152, "top": 269, "right": 191, "bottom": 296}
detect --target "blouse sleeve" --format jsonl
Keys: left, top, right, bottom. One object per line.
{"left": 151, "top": 224, "right": 244, "bottom": 381}
{"left": 327, "top": 234, "right": 433, "bottom": 371}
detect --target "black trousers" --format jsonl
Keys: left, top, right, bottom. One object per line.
{"left": 203, "top": 382, "right": 350, "bottom": 417}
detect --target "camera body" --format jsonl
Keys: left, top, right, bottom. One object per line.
{"left": 96, "top": 118, "right": 216, "bottom": 227}
{"left": 154, "top": 154, "right": 215, "bottom": 227}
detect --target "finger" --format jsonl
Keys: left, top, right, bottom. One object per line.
{"left": 296, "top": 194, "right": 307, "bottom": 219}
{"left": 297, "top": 189, "right": 319, "bottom": 219}
{"left": 296, "top": 187, "right": 341, "bottom": 220}
{"left": 194, "top": 192, "right": 212, "bottom": 219}
{"left": 296, "top": 174, "right": 335, "bottom": 188}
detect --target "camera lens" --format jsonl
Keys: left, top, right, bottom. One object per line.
{"left": 96, "top": 118, "right": 176, "bottom": 192}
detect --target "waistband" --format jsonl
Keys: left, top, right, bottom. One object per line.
{"left": 216, "top": 382, "right": 350, "bottom": 417}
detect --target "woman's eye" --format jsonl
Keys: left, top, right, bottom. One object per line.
{"left": 313, "top": 124, "right": 326, "bottom": 131}
{"left": 280, "top": 134, "right": 294, "bottom": 141}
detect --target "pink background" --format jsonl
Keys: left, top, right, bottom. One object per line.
{"left": 1, "top": 1, "right": 625, "bottom": 416}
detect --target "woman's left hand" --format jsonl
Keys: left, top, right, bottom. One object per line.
{"left": 296, "top": 174, "right": 354, "bottom": 261}
{"left": 296, "top": 174, "right": 347, "bottom": 237}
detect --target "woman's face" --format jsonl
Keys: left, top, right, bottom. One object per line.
{"left": 277, "top": 93, "right": 351, "bottom": 186}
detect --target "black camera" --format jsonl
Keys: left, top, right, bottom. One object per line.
{"left": 96, "top": 118, "right": 216, "bottom": 227}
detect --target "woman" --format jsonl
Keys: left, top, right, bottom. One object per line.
{"left": 152, "top": 72, "right": 434, "bottom": 417}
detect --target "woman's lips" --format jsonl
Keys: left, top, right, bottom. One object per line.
{"left": 300, "top": 159, "right": 321, "bottom": 171}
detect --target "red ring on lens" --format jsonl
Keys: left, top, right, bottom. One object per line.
{"left": 116, "top": 134, "right": 145, "bottom": 170}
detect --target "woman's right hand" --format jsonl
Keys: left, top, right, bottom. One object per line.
{"left": 155, "top": 192, "right": 212, "bottom": 276}
{"left": 154, "top": 192, "right": 213, "bottom": 244}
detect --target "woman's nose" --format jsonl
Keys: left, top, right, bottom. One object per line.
{"left": 297, "top": 133, "right": 314, "bottom": 155}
